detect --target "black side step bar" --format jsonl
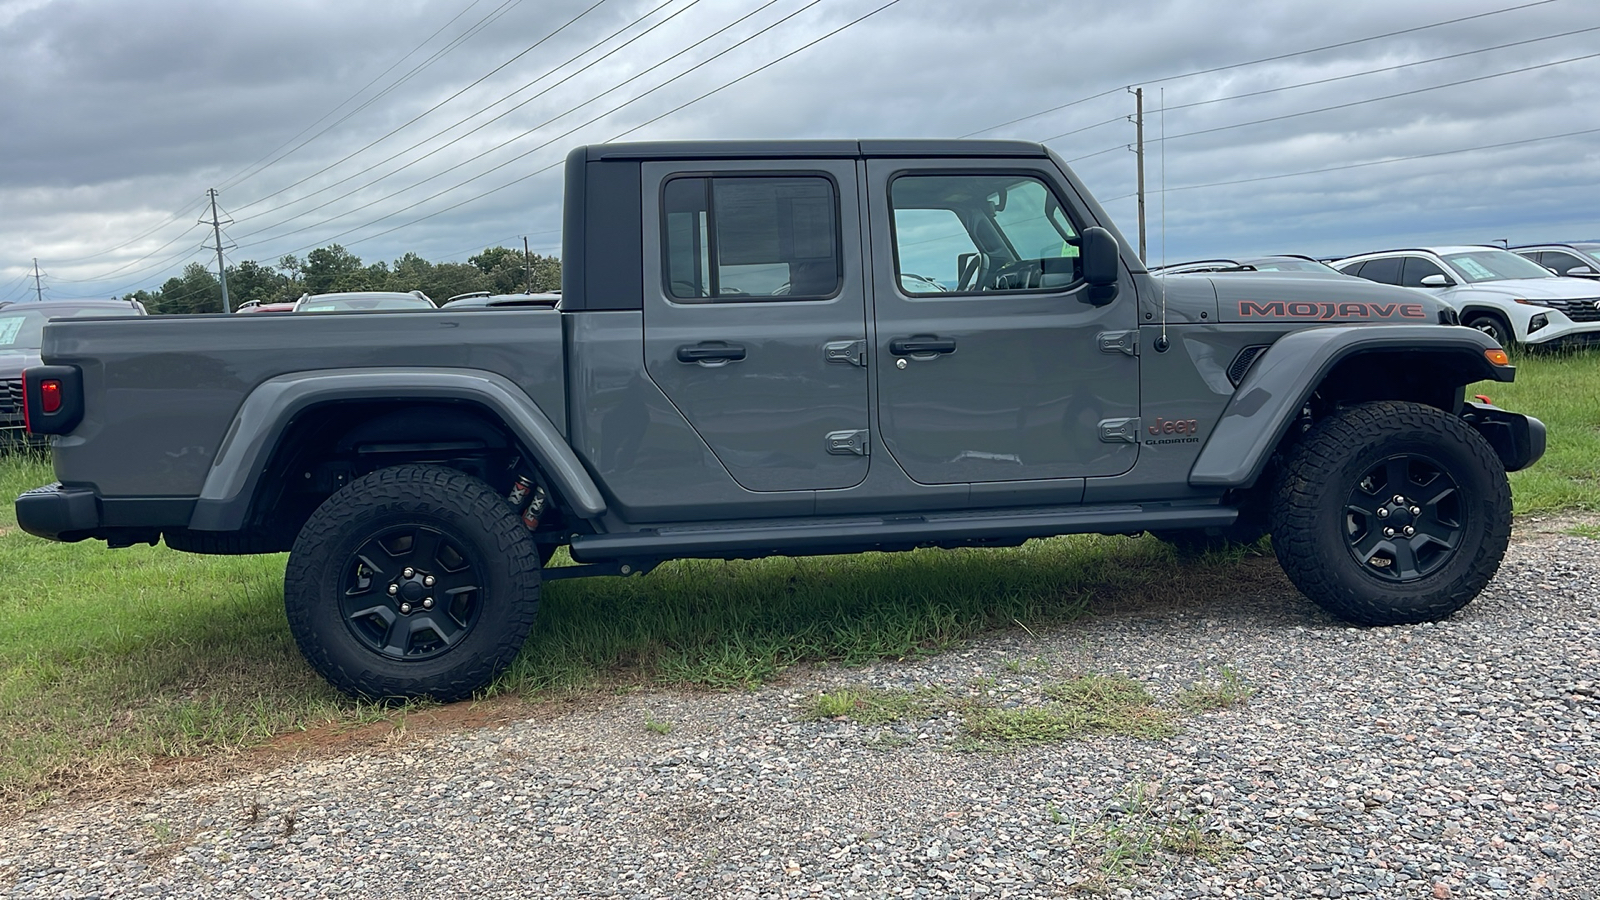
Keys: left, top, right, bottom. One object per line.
{"left": 568, "top": 503, "right": 1236, "bottom": 564}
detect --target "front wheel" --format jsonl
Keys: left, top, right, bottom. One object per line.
{"left": 1462, "top": 312, "right": 1514, "bottom": 349}
{"left": 284, "top": 464, "right": 542, "bottom": 701}
{"left": 1270, "top": 401, "right": 1511, "bottom": 625}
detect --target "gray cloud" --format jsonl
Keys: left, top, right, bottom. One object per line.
{"left": 2, "top": 0, "right": 1595, "bottom": 301}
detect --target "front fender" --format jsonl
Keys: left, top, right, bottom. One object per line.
{"left": 1189, "top": 325, "right": 1513, "bottom": 488}
{"left": 187, "top": 367, "right": 606, "bottom": 530}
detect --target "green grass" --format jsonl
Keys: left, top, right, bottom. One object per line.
{"left": 1174, "top": 667, "right": 1256, "bottom": 713}
{"left": 1472, "top": 348, "right": 1600, "bottom": 513}
{"left": 0, "top": 347, "right": 1591, "bottom": 807}
{"left": 803, "top": 687, "right": 949, "bottom": 724}
{"left": 963, "top": 675, "right": 1177, "bottom": 746}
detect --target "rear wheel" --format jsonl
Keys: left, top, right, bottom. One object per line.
{"left": 1270, "top": 401, "right": 1510, "bottom": 625}
{"left": 284, "top": 464, "right": 542, "bottom": 701}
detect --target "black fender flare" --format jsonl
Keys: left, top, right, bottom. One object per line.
{"left": 1189, "top": 325, "right": 1513, "bottom": 489}
{"left": 187, "top": 367, "right": 606, "bottom": 530}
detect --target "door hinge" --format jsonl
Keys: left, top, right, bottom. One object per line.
{"left": 1098, "top": 417, "right": 1142, "bottom": 444}
{"left": 825, "top": 429, "right": 870, "bottom": 456}
{"left": 824, "top": 339, "right": 867, "bottom": 367}
{"left": 1098, "top": 330, "right": 1138, "bottom": 356}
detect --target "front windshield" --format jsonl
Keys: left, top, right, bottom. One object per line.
{"left": 0, "top": 305, "right": 141, "bottom": 351}
{"left": 1441, "top": 250, "right": 1554, "bottom": 283}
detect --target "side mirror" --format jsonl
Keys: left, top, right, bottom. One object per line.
{"left": 1080, "top": 226, "right": 1119, "bottom": 305}
{"left": 1567, "top": 265, "right": 1597, "bottom": 277}
{"left": 1419, "top": 273, "right": 1454, "bottom": 287}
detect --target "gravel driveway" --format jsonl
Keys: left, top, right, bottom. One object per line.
{"left": 2, "top": 529, "right": 1595, "bottom": 899}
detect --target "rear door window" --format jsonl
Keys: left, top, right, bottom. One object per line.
{"left": 662, "top": 176, "right": 841, "bottom": 302}
{"left": 1356, "top": 257, "right": 1402, "bottom": 285}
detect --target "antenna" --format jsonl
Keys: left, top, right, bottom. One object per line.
{"left": 1154, "top": 88, "right": 1169, "bottom": 353}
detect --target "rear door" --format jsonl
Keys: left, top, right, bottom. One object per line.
{"left": 641, "top": 159, "right": 870, "bottom": 492}
{"left": 864, "top": 158, "right": 1139, "bottom": 485}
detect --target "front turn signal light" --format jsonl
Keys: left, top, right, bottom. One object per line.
{"left": 1484, "top": 348, "right": 1510, "bottom": 366}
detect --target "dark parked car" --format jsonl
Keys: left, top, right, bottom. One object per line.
{"left": 1149, "top": 255, "right": 1348, "bottom": 276}
{"left": 1, "top": 299, "right": 145, "bottom": 443}
{"left": 1511, "top": 243, "right": 1600, "bottom": 280}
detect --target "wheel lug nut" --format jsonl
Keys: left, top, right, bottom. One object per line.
{"left": 387, "top": 584, "right": 398, "bottom": 595}
{"left": 403, "top": 567, "right": 415, "bottom": 578}
{"left": 1409, "top": 506, "right": 1421, "bottom": 516}
{"left": 423, "top": 575, "right": 435, "bottom": 587}
{"left": 1393, "top": 495, "right": 1406, "bottom": 504}
{"left": 1403, "top": 526, "right": 1415, "bottom": 537}
{"left": 400, "top": 602, "right": 412, "bottom": 614}
{"left": 423, "top": 598, "right": 434, "bottom": 609}
{"left": 1376, "top": 508, "right": 1389, "bottom": 518}
{"left": 1383, "top": 527, "right": 1395, "bottom": 538}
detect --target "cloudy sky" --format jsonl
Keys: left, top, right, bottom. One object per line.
{"left": 2, "top": 0, "right": 1596, "bottom": 302}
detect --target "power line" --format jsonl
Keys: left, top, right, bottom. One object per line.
{"left": 964, "top": 0, "right": 1564, "bottom": 137}
{"left": 1036, "top": 22, "right": 1600, "bottom": 146}
{"left": 247, "top": 0, "right": 822, "bottom": 254}
{"left": 1161, "top": 50, "right": 1600, "bottom": 144}
{"left": 1060, "top": 49, "right": 1600, "bottom": 161}
{"left": 43, "top": 195, "right": 209, "bottom": 265}
{"left": 317, "top": 0, "right": 908, "bottom": 255}
{"left": 232, "top": 0, "right": 705, "bottom": 242}
{"left": 1102, "top": 126, "right": 1600, "bottom": 200}
{"left": 228, "top": 0, "right": 615, "bottom": 215}
{"left": 46, "top": 222, "right": 208, "bottom": 283}
{"left": 218, "top": 0, "right": 523, "bottom": 192}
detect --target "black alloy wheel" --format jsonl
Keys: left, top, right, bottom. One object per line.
{"left": 340, "top": 524, "right": 485, "bottom": 662}
{"left": 1342, "top": 453, "right": 1463, "bottom": 582}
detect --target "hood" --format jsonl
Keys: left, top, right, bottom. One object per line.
{"left": 1456, "top": 278, "right": 1600, "bottom": 301}
{"left": 1212, "top": 272, "right": 1453, "bottom": 324}
{"left": 0, "top": 349, "right": 40, "bottom": 379}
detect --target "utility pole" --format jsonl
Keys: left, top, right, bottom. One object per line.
{"left": 32, "top": 258, "right": 44, "bottom": 302}
{"left": 202, "top": 188, "right": 234, "bottom": 313}
{"left": 1132, "top": 87, "right": 1146, "bottom": 264}
{"left": 523, "top": 236, "right": 534, "bottom": 293}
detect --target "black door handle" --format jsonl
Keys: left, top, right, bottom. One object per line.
{"left": 676, "top": 343, "right": 747, "bottom": 363}
{"left": 889, "top": 336, "right": 957, "bottom": 355}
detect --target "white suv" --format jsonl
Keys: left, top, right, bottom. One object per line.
{"left": 1332, "top": 246, "right": 1600, "bottom": 348}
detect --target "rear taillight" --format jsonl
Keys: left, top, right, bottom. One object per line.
{"left": 20, "top": 365, "right": 83, "bottom": 434}
{"left": 40, "top": 380, "right": 62, "bottom": 414}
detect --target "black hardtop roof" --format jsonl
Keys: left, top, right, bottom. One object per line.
{"left": 580, "top": 139, "right": 1049, "bottom": 161}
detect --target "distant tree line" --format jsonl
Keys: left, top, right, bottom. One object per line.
{"left": 123, "top": 244, "right": 560, "bottom": 314}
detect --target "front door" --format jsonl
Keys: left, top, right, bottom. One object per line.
{"left": 865, "top": 159, "right": 1140, "bottom": 485}
{"left": 641, "top": 159, "right": 870, "bottom": 492}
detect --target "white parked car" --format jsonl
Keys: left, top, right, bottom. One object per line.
{"left": 1332, "top": 246, "right": 1600, "bottom": 348}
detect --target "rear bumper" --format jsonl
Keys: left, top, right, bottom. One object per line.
{"left": 15, "top": 482, "right": 100, "bottom": 541}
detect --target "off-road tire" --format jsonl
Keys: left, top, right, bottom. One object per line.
{"left": 1270, "top": 400, "right": 1510, "bottom": 625}
{"left": 284, "top": 464, "right": 541, "bottom": 701}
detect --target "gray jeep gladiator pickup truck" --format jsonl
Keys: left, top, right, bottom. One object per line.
{"left": 16, "top": 140, "right": 1545, "bottom": 701}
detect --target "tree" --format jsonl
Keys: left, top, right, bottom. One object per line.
{"left": 303, "top": 244, "right": 364, "bottom": 295}
{"left": 226, "top": 259, "right": 294, "bottom": 307}
{"left": 148, "top": 263, "right": 222, "bottom": 315}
